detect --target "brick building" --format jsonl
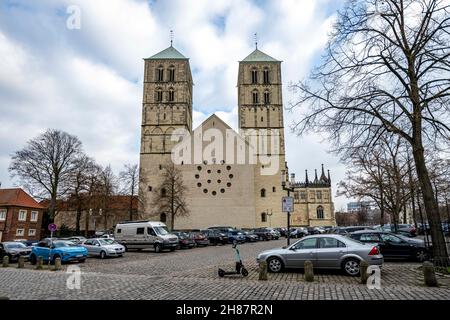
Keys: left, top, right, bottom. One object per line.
{"left": 0, "top": 188, "right": 44, "bottom": 242}
{"left": 52, "top": 195, "right": 139, "bottom": 236}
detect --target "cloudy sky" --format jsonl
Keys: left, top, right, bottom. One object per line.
{"left": 0, "top": 0, "right": 350, "bottom": 210}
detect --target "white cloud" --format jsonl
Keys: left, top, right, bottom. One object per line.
{"left": 0, "top": 0, "right": 349, "bottom": 208}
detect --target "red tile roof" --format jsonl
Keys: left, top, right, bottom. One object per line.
{"left": 0, "top": 188, "right": 45, "bottom": 209}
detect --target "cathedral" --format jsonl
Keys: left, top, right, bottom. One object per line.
{"left": 138, "top": 43, "right": 336, "bottom": 230}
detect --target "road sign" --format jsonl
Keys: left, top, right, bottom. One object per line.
{"left": 48, "top": 223, "right": 57, "bottom": 232}
{"left": 282, "top": 196, "right": 294, "bottom": 212}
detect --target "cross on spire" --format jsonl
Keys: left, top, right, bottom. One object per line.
{"left": 254, "top": 33, "right": 258, "bottom": 49}
{"left": 170, "top": 30, "right": 174, "bottom": 46}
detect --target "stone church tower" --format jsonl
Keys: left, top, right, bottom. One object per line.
{"left": 237, "top": 48, "right": 287, "bottom": 228}
{"left": 137, "top": 43, "right": 336, "bottom": 229}
{"left": 138, "top": 45, "right": 193, "bottom": 216}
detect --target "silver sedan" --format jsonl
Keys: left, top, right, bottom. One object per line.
{"left": 256, "top": 234, "right": 383, "bottom": 276}
{"left": 82, "top": 238, "right": 125, "bottom": 259}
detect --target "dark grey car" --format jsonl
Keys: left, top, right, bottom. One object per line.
{"left": 256, "top": 234, "right": 383, "bottom": 276}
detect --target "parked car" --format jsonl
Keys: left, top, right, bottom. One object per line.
{"left": 349, "top": 230, "right": 429, "bottom": 262}
{"left": 114, "top": 221, "right": 179, "bottom": 253}
{"left": 65, "top": 236, "right": 87, "bottom": 244}
{"left": 30, "top": 239, "right": 88, "bottom": 264}
{"left": 289, "top": 227, "right": 308, "bottom": 238}
{"left": 253, "top": 228, "right": 273, "bottom": 241}
{"left": 201, "top": 229, "right": 228, "bottom": 245}
{"left": 81, "top": 238, "right": 125, "bottom": 259}
{"left": 172, "top": 232, "right": 195, "bottom": 249}
{"left": 207, "top": 226, "right": 234, "bottom": 234}
{"left": 191, "top": 232, "right": 210, "bottom": 247}
{"left": 256, "top": 234, "right": 383, "bottom": 276}
{"left": 14, "top": 239, "right": 38, "bottom": 247}
{"left": 266, "top": 228, "right": 281, "bottom": 240}
{"left": 227, "top": 230, "right": 246, "bottom": 244}
{"left": 275, "top": 227, "right": 288, "bottom": 237}
{"left": 240, "top": 230, "right": 259, "bottom": 242}
{"left": 0, "top": 242, "right": 32, "bottom": 262}
{"left": 377, "top": 224, "right": 417, "bottom": 237}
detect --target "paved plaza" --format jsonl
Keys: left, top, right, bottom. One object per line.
{"left": 0, "top": 239, "right": 449, "bottom": 300}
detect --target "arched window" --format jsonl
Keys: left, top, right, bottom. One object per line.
{"left": 163, "top": 113, "right": 166, "bottom": 120}
{"left": 251, "top": 69, "right": 258, "bottom": 84}
{"left": 156, "top": 66, "right": 164, "bottom": 82}
{"left": 168, "top": 66, "right": 175, "bottom": 82}
{"left": 168, "top": 88, "right": 174, "bottom": 102}
{"left": 161, "top": 188, "right": 167, "bottom": 198}
{"left": 272, "top": 186, "right": 276, "bottom": 192}
{"left": 263, "top": 68, "right": 269, "bottom": 84}
{"left": 260, "top": 188, "right": 266, "bottom": 198}
{"left": 264, "top": 90, "right": 270, "bottom": 104}
{"left": 317, "top": 206, "right": 324, "bottom": 219}
{"left": 261, "top": 212, "right": 267, "bottom": 222}
{"left": 252, "top": 90, "right": 259, "bottom": 104}
{"left": 160, "top": 213, "right": 167, "bottom": 223}
{"left": 156, "top": 88, "right": 163, "bottom": 102}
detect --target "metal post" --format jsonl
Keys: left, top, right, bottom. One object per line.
{"left": 287, "top": 190, "right": 291, "bottom": 246}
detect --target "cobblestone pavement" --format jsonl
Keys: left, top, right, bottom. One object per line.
{"left": 0, "top": 239, "right": 449, "bottom": 300}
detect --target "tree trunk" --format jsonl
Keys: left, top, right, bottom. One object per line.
{"left": 85, "top": 211, "right": 89, "bottom": 237}
{"left": 75, "top": 203, "right": 82, "bottom": 234}
{"left": 413, "top": 147, "right": 449, "bottom": 265}
{"left": 49, "top": 196, "right": 57, "bottom": 222}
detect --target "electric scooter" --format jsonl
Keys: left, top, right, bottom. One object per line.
{"left": 218, "top": 242, "right": 249, "bottom": 277}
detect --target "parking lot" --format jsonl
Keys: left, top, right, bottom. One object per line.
{"left": 1, "top": 238, "right": 450, "bottom": 300}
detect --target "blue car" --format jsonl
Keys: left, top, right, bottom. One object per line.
{"left": 30, "top": 239, "right": 88, "bottom": 264}
{"left": 228, "top": 231, "right": 246, "bottom": 244}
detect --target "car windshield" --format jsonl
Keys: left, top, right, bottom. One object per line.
{"left": 4, "top": 243, "right": 26, "bottom": 249}
{"left": 98, "top": 239, "right": 115, "bottom": 245}
{"left": 154, "top": 226, "right": 169, "bottom": 235}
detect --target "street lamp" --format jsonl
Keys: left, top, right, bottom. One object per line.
{"left": 281, "top": 170, "right": 295, "bottom": 246}
{"left": 267, "top": 209, "right": 273, "bottom": 228}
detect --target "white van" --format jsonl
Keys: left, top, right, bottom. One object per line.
{"left": 114, "top": 221, "right": 179, "bottom": 253}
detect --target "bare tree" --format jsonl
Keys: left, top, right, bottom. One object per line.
{"left": 9, "top": 129, "right": 83, "bottom": 220}
{"left": 98, "top": 165, "right": 118, "bottom": 231}
{"left": 291, "top": 0, "right": 450, "bottom": 264}
{"left": 151, "top": 164, "right": 189, "bottom": 230}
{"left": 119, "top": 164, "right": 139, "bottom": 221}
{"left": 68, "top": 155, "right": 100, "bottom": 234}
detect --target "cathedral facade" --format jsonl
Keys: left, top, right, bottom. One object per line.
{"left": 138, "top": 44, "right": 336, "bottom": 230}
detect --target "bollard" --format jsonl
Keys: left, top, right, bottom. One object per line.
{"left": 36, "top": 256, "right": 44, "bottom": 270}
{"left": 423, "top": 261, "right": 438, "bottom": 287}
{"left": 304, "top": 260, "right": 314, "bottom": 282}
{"left": 258, "top": 261, "right": 268, "bottom": 281}
{"left": 18, "top": 256, "right": 25, "bottom": 269}
{"left": 2, "top": 256, "right": 9, "bottom": 267}
{"left": 360, "top": 260, "right": 369, "bottom": 284}
{"left": 54, "top": 257, "right": 62, "bottom": 271}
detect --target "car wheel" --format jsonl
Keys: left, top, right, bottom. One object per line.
{"left": 154, "top": 244, "right": 162, "bottom": 253}
{"left": 415, "top": 249, "right": 428, "bottom": 262}
{"left": 218, "top": 268, "right": 225, "bottom": 277}
{"left": 123, "top": 245, "right": 128, "bottom": 252}
{"left": 100, "top": 251, "right": 107, "bottom": 259}
{"left": 241, "top": 267, "right": 249, "bottom": 277}
{"left": 52, "top": 254, "right": 61, "bottom": 265}
{"left": 267, "top": 257, "right": 284, "bottom": 273}
{"left": 170, "top": 247, "right": 175, "bottom": 252}
{"left": 30, "top": 254, "right": 37, "bottom": 265}
{"left": 342, "top": 258, "right": 360, "bottom": 276}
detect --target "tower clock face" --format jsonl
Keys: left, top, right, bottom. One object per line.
{"left": 194, "top": 164, "right": 233, "bottom": 196}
